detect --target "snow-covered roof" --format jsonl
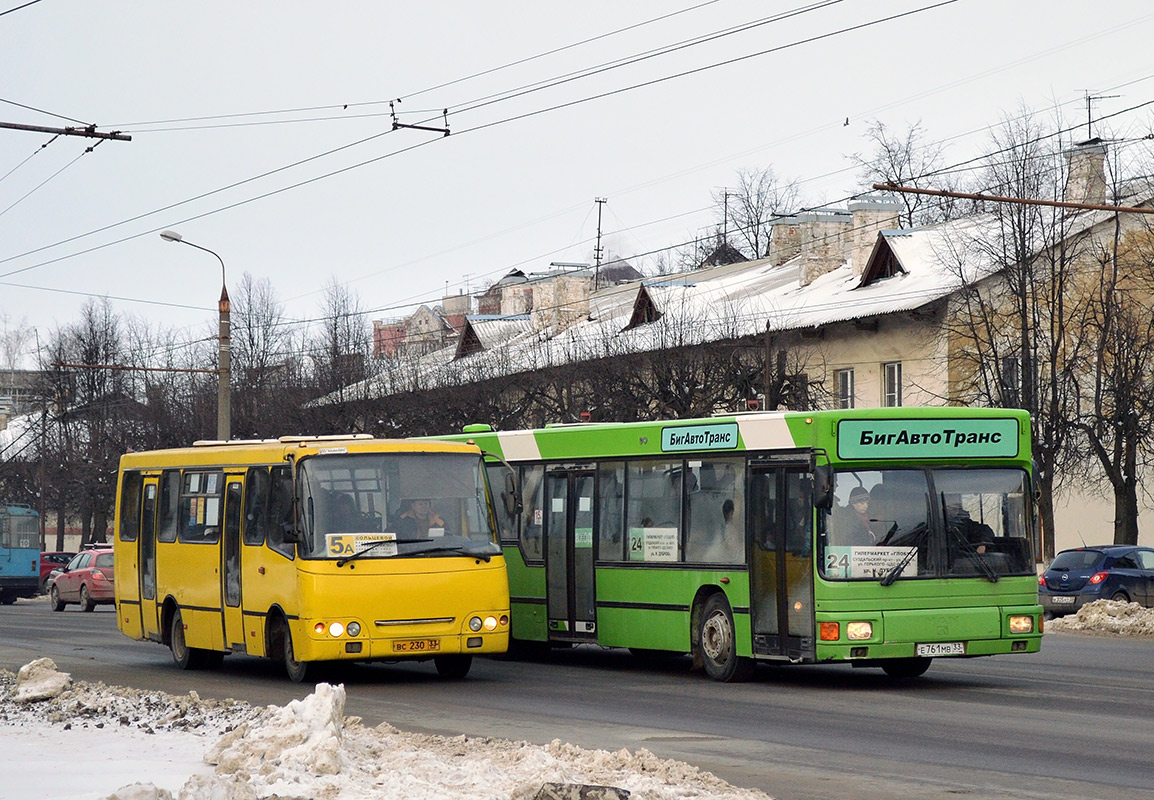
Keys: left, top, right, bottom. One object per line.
{"left": 321, "top": 206, "right": 1132, "bottom": 404}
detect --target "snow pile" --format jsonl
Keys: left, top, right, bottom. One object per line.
{"left": 1046, "top": 599, "right": 1154, "bottom": 636}
{"left": 0, "top": 661, "right": 772, "bottom": 800}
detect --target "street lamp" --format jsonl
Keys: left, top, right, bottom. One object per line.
{"left": 159, "top": 230, "right": 231, "bottom": 441}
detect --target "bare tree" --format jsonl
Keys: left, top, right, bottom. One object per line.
{"left": 852, "top": 120, "right": 967, "bottom": 227}
{"left": 713, "top": 166, "right": 799, "bottom": 260}
{"left": 1074, "top": 210, "right": 1154, "bottom": 545}
{"left": 942, "top": 110, "right": 1090, "bottom": 560}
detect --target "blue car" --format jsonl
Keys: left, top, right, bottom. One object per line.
{"left": 1039, "top": 545, "right": 1154, "bottom": 618}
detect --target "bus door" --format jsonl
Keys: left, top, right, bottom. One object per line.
{"left": 221, "top": 478, "right": 245, "bottom": 652}
{"left": 748, "top": 462, "right": 815, "bottom": 660}
{"left": 139, "top": 479, "right": 162, "bottom": 641}
{"left": 544, "top": 467, "right": 597, "bottom": 642}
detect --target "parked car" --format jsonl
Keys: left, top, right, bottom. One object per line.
{"left": 38, "top": 551, "right": 76, "bottom": 593}
{"left": 48, "top": 548, "right": 114, "bottom": 612}
{"left": 1039, "top": 545, "right": 1154, "bottom": 617}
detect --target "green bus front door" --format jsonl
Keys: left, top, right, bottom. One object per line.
{"left": 545, "top": 469, "right": 597, "bottom": 642}
{"left": 748, "top": 463, "right": 816, "bottom": 660}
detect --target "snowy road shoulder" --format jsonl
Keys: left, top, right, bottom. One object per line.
{"left": 1, "top": 659, "right": 772, "bottom": 800}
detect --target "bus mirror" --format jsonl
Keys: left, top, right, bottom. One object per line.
{"left": 813, "top": 465, "right": 833, "bottom": 510}
{"left": 502, "top": 473, "right": 523, "bottom": 516}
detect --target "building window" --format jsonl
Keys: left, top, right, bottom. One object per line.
{"left": 1000, "top": 356, "right": 1021, "bottom": 406}
{"left": 836, "top": 368, "right": 855, "bottom": 409}
{"left": 883, "top": 361, "right": 902, "bottom": 407}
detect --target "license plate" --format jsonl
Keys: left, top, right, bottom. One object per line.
{"left": 916, "top": 642, "right": 965, "bottom": 657}
{"left": 1051, "top": 595, "right": 1076, "bottom": 604}
{"left": 392, "top": 638, "right": 441, "bottom": 654}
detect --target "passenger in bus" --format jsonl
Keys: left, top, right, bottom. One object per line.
{"left": 842, "top": 486, "right": 883, "bottom": 546}
{"left": 398, "top": 498, "right": 445, "bottom": 538}
{"left": 329, "top": 492, "right": 361, "bottom": 533}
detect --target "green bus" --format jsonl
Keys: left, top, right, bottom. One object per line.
{"left": 439, "top": 407, "right": 1042, "bottom": 681}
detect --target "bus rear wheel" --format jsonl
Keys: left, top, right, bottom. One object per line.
{"left": 169, "top": 608, "right": 206, "bottom": 670}
{"left": 434, "top": 655, "right": 472, "bottom": 679}
{"left": 698, "top": 594, "right": 754, "bottom": 683}
{"left": 880, "top": 657, "right": 932, "bottom": 679}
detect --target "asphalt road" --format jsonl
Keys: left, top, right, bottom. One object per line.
{"left": 2, "top": 597, "right": 1152, "bottom": 800}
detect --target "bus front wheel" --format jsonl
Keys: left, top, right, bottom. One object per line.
{"left": 283, "top": 625, "right": 311, "bottom": 683}
{"left": 698, "top": 594, "right": 754, "bottom": 683}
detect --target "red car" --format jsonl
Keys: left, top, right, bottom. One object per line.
{"left": 48, "top": 548, "right": 114, "bottom": 612}
{"left": 39, "top": 551, "right": 76, "bottom": 593}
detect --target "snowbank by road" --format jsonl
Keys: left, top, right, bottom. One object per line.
{"left": 1045, "top": 598, "right": 1154, "bottom": 636}
{"left": 1, "top": 658, "right": 771, "bottom": 800}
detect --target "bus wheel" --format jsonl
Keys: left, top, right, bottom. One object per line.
{"left": 698, "top": 594, "right": 754, "bottom": 683}
{"left": 49, "top": 584, "right": 65, "bottom": 612}
{"left": 283, "top": 626, "right": 311, "bottom": 683}
{"left": 880, "top": 657, "right": 932, "bottom": 679}
{"left": 434, "top": 655, "right": 472, "bottom": 679}
{"left": 169, "top": 608, "right": 204, "bottom": 670}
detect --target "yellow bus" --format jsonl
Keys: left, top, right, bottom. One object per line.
{"left": 113, "top": 435, "right": 510, "bottom": 681}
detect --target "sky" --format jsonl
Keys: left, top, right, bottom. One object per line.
{"left": 2, "top": 1, "right": 1154, "bottom": 368}
{"left": 1, "top": 598, "right": 1151, "bottom": 800}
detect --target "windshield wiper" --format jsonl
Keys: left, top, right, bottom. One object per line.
{"left": 395, "top": 542, "right": 495, "bottom": 562}
{"left": 880, "top": 523, "right": 928, "bottom": 586}
{"left": 947, "top": 527, "right": 1000, "bottom": 583}
{"left": 335, "top": 536, "right": 428, "bottom": 567}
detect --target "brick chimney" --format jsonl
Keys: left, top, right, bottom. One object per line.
{"left": 848, "top": 196, "right": 901, "bottom": 277}
{"left": 796, "top": 211, "right": 852, "bottom": 287}
{"left": 1064, "top": 138, "right": 1108, "bottom": 206}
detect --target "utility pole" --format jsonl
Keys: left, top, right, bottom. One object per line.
{"left": 0, "top": 122, "right": 131, "bottom": 141}
{"left": 593, "top": 197, "right": 607, "bottom": 290}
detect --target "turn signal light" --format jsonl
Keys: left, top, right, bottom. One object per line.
{"left": 819, "top": 622, "right": 840, "bottom": 641}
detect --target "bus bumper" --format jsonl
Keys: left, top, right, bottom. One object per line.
{"left": 813, "top": 604, "right": 1044, "bottom": 662}
{"left": 291, "top": 613, "right": 510, "bottom": 663}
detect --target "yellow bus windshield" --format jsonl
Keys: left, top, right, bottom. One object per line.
{"left": 294, "top": 452, "right": 500, "bottom": 561}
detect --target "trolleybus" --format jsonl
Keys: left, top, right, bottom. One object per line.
{"left": 113, "top": 435, "right": 510, "bottom": 681}
{"left": 0, "top": 503, "right": 40, "bottom": 604}
{"left": 438, "top": 407, "right": 1042, "bottom": 681}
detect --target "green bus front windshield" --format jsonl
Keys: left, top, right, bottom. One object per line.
{"left": 294, "top": 452, "right": 501, "bottom": 560}
{"left": 819, "top": 467, "right": 1034, "bottom": 581}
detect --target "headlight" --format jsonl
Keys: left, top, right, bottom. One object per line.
{"left": 1008, "top": 615, "right": 1034, "bottom": 634}
{"left": 468, "top": 616, "right": 483, "bottom": 632}
{"left": 347, "top": 621, "right": 361, "bottom": 637}
{"left": 846, "top": 621, "right": 873, "bottom": 640}
{"left": 483, "top": 616, "right": 498, "bottom": 631}
{"left": 328, "top": 621, "right": 345, "bottom": 637}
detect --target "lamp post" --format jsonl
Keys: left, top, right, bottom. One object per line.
{"left": 159, "top": 230, "right": 231, "bottom": 441}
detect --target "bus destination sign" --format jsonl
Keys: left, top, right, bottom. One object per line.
{"left": 661, "top": 423, "right": 739, "bottom": 452}
{"left": 837, "top": 418, "right": 1019, "bottom": 460}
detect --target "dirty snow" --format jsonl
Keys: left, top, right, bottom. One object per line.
{"left": 0, "top": 658, "right": 771, "bottom": 800}
{"left": 1045, "top": 598, "right": 1154, "bottom": 636}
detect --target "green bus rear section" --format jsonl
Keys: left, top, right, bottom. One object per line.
{"left": 449, "top": 407, "right": 1043, "bottom": 671}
